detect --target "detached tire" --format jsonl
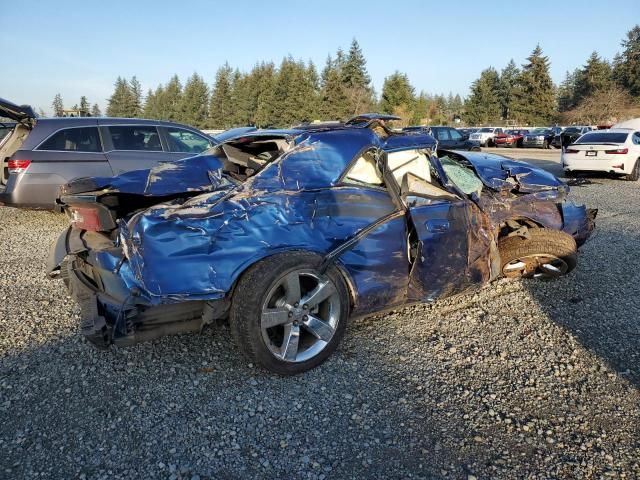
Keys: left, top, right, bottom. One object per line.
{"left": 499, "top": 229, "right": 577, "bottom": 279}
{"left": 230, "top": 252, "right": 349, "bottom": 375}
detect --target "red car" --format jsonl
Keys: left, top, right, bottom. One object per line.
{"left": 494, "top": 129, "right": 529, "bottom": 148}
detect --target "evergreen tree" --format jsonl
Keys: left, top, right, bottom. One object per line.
{"left": 464, "top": 67, "right": 501, "bottom": 125}
{"left": 273, "top": 56, "right": 315, "bottom": 127}
{"left": 179, "top": 73, "right": 209, "bottom": 128}
{"left": 208, "top": 63, "right": 235, "bottom": 128}
{"left": 106, "top": 77, "right": 133, "bottom": 117}
{"left": 253, "top": 62, "right": 278, "bottom": 127}
{"left": 498, "top": 60, "right": 520, "bottom": 120}
{"left": 79, "top": 96, "right": 90, "bottom": 116}
{"left": 612, "top": 25, "right": 640, "bottom": 97}
{"left": 128, "top": 76, "right": 143, "bottom": 117}
{"left": 52, "top": 93, "right": 64, "bottom": 117}
{"left": 143, "top": 86, "right": 164, "bottom": 119}
{"left": 162, "top": 75, "right": 183, "bottom": 121}
{"left": 91, "top": 104, "right": 102, "bottom": 117}
{"left": 319, "top": 55, "right": 350, "bottom": 120}
{"left": 557, "top": 69, "right": 579, "bottom": 112}
{"left": 574, "top": 52, "right": 612, "bottom": 103}
{"left": 511, "top": 45, "right": 556, "bottom": 124}
{"left": 380, "top": 71, "right": 416, "bottom": 121}
{"left": 341, "top": 39, "right": 375, "bottom": 114}
{"left": 410, "top": 92, "right": 429, "bottom": 125}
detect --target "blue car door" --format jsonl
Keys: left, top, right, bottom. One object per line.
{"left": 405, "top": 194, "right": 472, "bottom": 302}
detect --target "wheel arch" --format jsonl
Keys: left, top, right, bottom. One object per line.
{"left": 226, "top": 248, "right": 357, "bottom": 312}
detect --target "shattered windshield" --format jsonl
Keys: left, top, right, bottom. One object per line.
{"left": 439, "top": 155, "right": 484, "bottom": 196}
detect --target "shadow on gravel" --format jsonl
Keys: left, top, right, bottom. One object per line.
{"left": 521, "top": 225, "right": 640, "bottom": 388}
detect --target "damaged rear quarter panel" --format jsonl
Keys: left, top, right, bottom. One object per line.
{"left": 122, "top": 186, "right": 400, "bottom": 303}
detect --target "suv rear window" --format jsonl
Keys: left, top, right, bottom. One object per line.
{"left": 109, "top": 126, "right": 162, "bottom": 151}
{"left": 38, "top": 127, "right": 102, "bottom": 152}
{"left": 575, "top": 132, "right": 629, "bottom": 144}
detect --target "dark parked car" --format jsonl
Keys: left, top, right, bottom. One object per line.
{"left": 554, "top": 126, "right": 593, "bottom": 149}
{"left": 522, "top": 128, "right": 556, "bottom": 149}
{"left": 49, "top": 116, "right": 595, "bottom": 375}
{"left": 458, "top": 128, "right": 478, "bottom": 139}
{"left": 0, "top": 98, "right": 215, "bottom": 209}
{"left": 403, "top": 126, "right": 479, "bottom": 150}
{"left": 494, "top": 129, "right": 529, "bottom": 148}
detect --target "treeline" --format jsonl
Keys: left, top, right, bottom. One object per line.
{"left": 465, "top": 25, "right": 640, "bottom": 125}
{"left": 47, "top": 27, "right": 640, "bottom": 127}
{"left": 94, "top": 39, "right": 463, "bottom": 128}
{"left": 50, "top": 93, "right": 101, "bottom": 117}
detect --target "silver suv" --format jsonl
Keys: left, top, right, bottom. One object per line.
{"left": 0, "top": 98, "right": 215, "bottom": 210}
{"left": 469, "top": 127, "right": 504, "bottom": 147}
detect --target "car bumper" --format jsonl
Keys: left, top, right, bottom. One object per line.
{"left": 522, "top": 140, "right": 545, "bottom": 148}
{"left": 49, "top": 227, "right": 224, "bottom": 347}
{"left": 562, "top": 156, "right": 633, "bottom": 175}
{"left": 0, "top": 174, "right": 61, "bottom": 210}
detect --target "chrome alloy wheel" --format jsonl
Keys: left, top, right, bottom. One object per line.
{"left": 502, "top": 254, "right": 569, "bottom": 279}
{"left": 260, "top": 269, "right": 341, "bottom": 363}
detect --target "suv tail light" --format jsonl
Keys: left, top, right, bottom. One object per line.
{"left": 564, "top": 148, "right": 579, "bottom": 154}
{"left": 8, "top": 159, "right": 31, "bottom": 174}
{"left": 69, "top": 206, "right": 102, "bottom": 231}
{"left": 604, "top": 148, "right": 628, "bottom": 154}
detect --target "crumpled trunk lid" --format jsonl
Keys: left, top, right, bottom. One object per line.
{"left": 62, "top": 153, "right": 227, "bottom": 197}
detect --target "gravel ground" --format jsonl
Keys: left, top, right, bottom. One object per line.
{"left": 1, "top": 156, "right": 639, "bottom": 479}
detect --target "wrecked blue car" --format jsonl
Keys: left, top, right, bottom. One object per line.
{"left": 48, "top": 116, "right": 596, "bottom": 374}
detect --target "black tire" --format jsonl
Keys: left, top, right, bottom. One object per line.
{"left": 498, "top": 229, "right": 577, "bottom": 279}
{"left": 230, "top": 251, "right": 350, "bottom": 375}
{"left": 624, "top": 160, "right": 640, "bottom": 181}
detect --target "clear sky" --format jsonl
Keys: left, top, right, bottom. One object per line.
{"left": 1, "top": 0, "right": 637, "bottom": 115}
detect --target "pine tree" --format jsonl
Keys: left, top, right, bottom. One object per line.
{"left": 106, "top": 77, "right": 132, "bottom": 117}
{"left": 498, "top": 60, "right": 520, "bottom": 120}
{"left": 464, "top": 68, "right": 501, "bottom": 125}
{"left": 179, "top": 73, "right": 209, "bottom": 128}
{"left": 380, "top": 71, "right": 416, "bottom": 122}
{"left": 511, "top": 45, "right": 556, "bottom": 124}
{"left": 79, "top": 96, "right": 90, "bottom": 116}
{"left": 128, "top": 76, "right": 143, "bottom": 117}
{"left": 208, "top": 63, "right": 235, "bottom": 128}
{"left": 253, "top": 62, "right": 278, "bottom": 128}
{"left": 410, "top": 92, "right": 429, "bottom": 125}
{"left": 91, "top": 104, "right": 102, "bottom": 117}
{"left": 574, "top": 52, "right": 612, "bottom": 103}
{"left": 52, "top": 93, "right": 64, "bottom": 117}
{"left": 273, "top": 57, "right": 314, "bottom": 127}
{"left": 341, "top": 39, "right": 375, "bottom": 115}
{"left": 143, "top": 86, "right": 164, "bottom": 119}
{"left": 612, "top": 25, "right": 640, "bottom": 97}
{"left": 557, "top": 70, "right": 579, "bottom": 112}
{"left": 319, "top": 55, "right": 350, "bottom": 121}
{"left": 162, "top": 75, "right": 183, "bottom": 121}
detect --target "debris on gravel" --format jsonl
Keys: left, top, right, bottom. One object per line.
{"left": 1, "top": 166, "right": 639, "bottom": 479}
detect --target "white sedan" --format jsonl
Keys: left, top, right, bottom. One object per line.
{"left": 561, "top": 128, "right": 640, "bottom": 181}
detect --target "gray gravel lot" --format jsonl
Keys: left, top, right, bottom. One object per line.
{"left": 1, "top": 151, "right": 639, "bottom": 479}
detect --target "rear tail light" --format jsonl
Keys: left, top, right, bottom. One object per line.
{"left": 69, "top": 206, "right": 102, "bottom": 231}
{"left": 604, "top": 148, "right": 628, "bottom": 154}
{"left": 7, "top": 159, "right": 31, "bottom": 174}
{"left": 564, "top": 148, "right": 579, "bottom": 154}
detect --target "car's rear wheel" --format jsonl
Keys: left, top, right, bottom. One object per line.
{"left": 498, "top": 229, "right": 577, "bottom": 279}
{"left": 230, "top": 251, "right": 349, "bottom": 375}
{"left": 624, "top": 160, "right": 640, "bottom": 181}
